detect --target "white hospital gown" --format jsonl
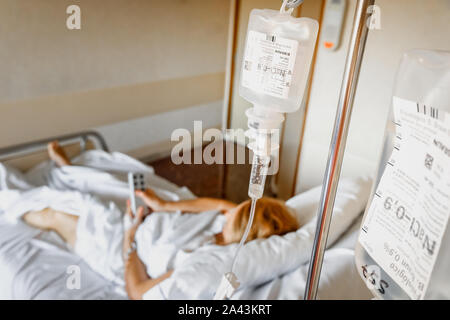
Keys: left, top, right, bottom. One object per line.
{"left": 74, "top": 207, "right": 226, "bottom": 288}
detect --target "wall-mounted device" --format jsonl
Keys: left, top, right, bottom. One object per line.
{"left": 322, "top": 0, "right": 346, "bottom": 51}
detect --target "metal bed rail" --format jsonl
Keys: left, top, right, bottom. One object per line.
{"left": 0, "top": 131, "right": 109, "bottom": 162}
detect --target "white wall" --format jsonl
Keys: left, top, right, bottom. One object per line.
{"left": 296, "top": 0, "right": 450, "bottom": 193}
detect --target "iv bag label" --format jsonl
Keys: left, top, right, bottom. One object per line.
{"left": 241, "top": 30, "right": 298, "bottom": 99}
{"left": 359, "top": 97, "right": 450, "bottom": 300}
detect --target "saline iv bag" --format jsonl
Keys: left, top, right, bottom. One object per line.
{"left": 355, "top": 50, "right": 450, "bottom": 300}
{"left": 241, "top": 7, "right": 319, "bottom": 199}
{"left": 214, "top": 2, "right": 318, "bottom": 300}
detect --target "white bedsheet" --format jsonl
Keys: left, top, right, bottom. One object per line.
{"left": 0, "top": 150, "right": 372, "bottom": 300}
{"left": 0, "top": 150, "right": 194, "bottom": 299}
{"left": 0, "top": 218, "right": 124, "bottom": 299}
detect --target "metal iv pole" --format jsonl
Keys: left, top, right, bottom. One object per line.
{"left": 304, "top": 0, "right": 375, "bottom": 300}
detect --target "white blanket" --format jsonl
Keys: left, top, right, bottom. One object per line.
{"left": 1, "top": 151, "right": 194, "bottom": 217}
{"left": 0, "top": 151, "right": 195, "bottom": 299}
{"left": 0, "top": 150, "right": 373, "bottom": 300}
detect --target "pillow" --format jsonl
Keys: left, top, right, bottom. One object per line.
{"left": 143, "top": 176, "right": 373, "bottom": 300}
{"left": 286, "top": 175, "right": 373, "bottom": 246}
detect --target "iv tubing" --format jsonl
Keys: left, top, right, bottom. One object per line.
{"left": 230, "top": 198, "right": 257, "bottom": 274}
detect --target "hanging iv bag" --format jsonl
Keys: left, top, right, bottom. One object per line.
{"left": 213, "top": 6, "right": 318, "bottom": 300}
{"left": 240, "top": 8, "right": 318, "bottom": 115}
{"left": 239, "top": 8, "right": 318, "bottom": 198}
{"left": 355, "top": 49, "right": 450, "bottom": 300}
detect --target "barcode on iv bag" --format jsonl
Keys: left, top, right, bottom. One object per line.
{"left": 265, "top": 34, "right": 277, "bottom": 42}
{"left": 416, "top": 103, "right": 443, "bottom": 120}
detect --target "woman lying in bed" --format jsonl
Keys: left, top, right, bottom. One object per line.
{"left": 23, "top": 142, "right": 299, "bottom": 300}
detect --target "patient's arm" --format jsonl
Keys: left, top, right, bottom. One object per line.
{"left": 161, "top": 198, "right": 237, "bottom": 213}
{"left": 124, "top": 251, "right": 173, "bottom": 300}
{"left": 136, "top": 189, "right": 237, "bottom": 214}
{"left": 123, "top": 203, "right": 173, "bottom": 299}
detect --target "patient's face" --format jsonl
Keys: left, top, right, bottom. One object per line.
{"left": 219, "top": 198, "right": 299, "bottom": 245}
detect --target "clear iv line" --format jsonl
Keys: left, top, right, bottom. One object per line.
{"left": 230, "top": 153, "right": 270, "bottom": 273}
{"left": 230, "top": 198, "right": 257, "bottom": 274}
{"left": 213, "top": 155, "right": 269, "bottom": 300}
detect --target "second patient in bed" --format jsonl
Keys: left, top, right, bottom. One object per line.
{"left": 22, "top": 142, "right": 300, "bottom": 299}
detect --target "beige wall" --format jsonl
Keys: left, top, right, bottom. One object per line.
{"left": 296, "top": 0, "right": 450, "bottom": 192}
{"left": 1, "top": 73, "right": 224, "bottom": 148}
{"left": 0, "top": 0, "right": 230, "bottom": 149}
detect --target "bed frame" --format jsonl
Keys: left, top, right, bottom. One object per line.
{"left": 0, "top": 131, "right": 109, "bottom": 172}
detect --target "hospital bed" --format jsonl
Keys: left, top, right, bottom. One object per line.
{"left": 0, "top": 131, "right": 372, "bottom": 300}
{"left": 0, "top": 131, "right": 109, "bottom": 171}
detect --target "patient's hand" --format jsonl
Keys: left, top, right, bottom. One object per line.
{"left": 135, "top": 188, "right": 166, "bottom": 212}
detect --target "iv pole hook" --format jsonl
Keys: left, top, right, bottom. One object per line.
{"left": 284, "top": 0, "right": 304, "bottom": 9}
{"left": 280, "top": 0, "right": 304, "bottom": 14}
